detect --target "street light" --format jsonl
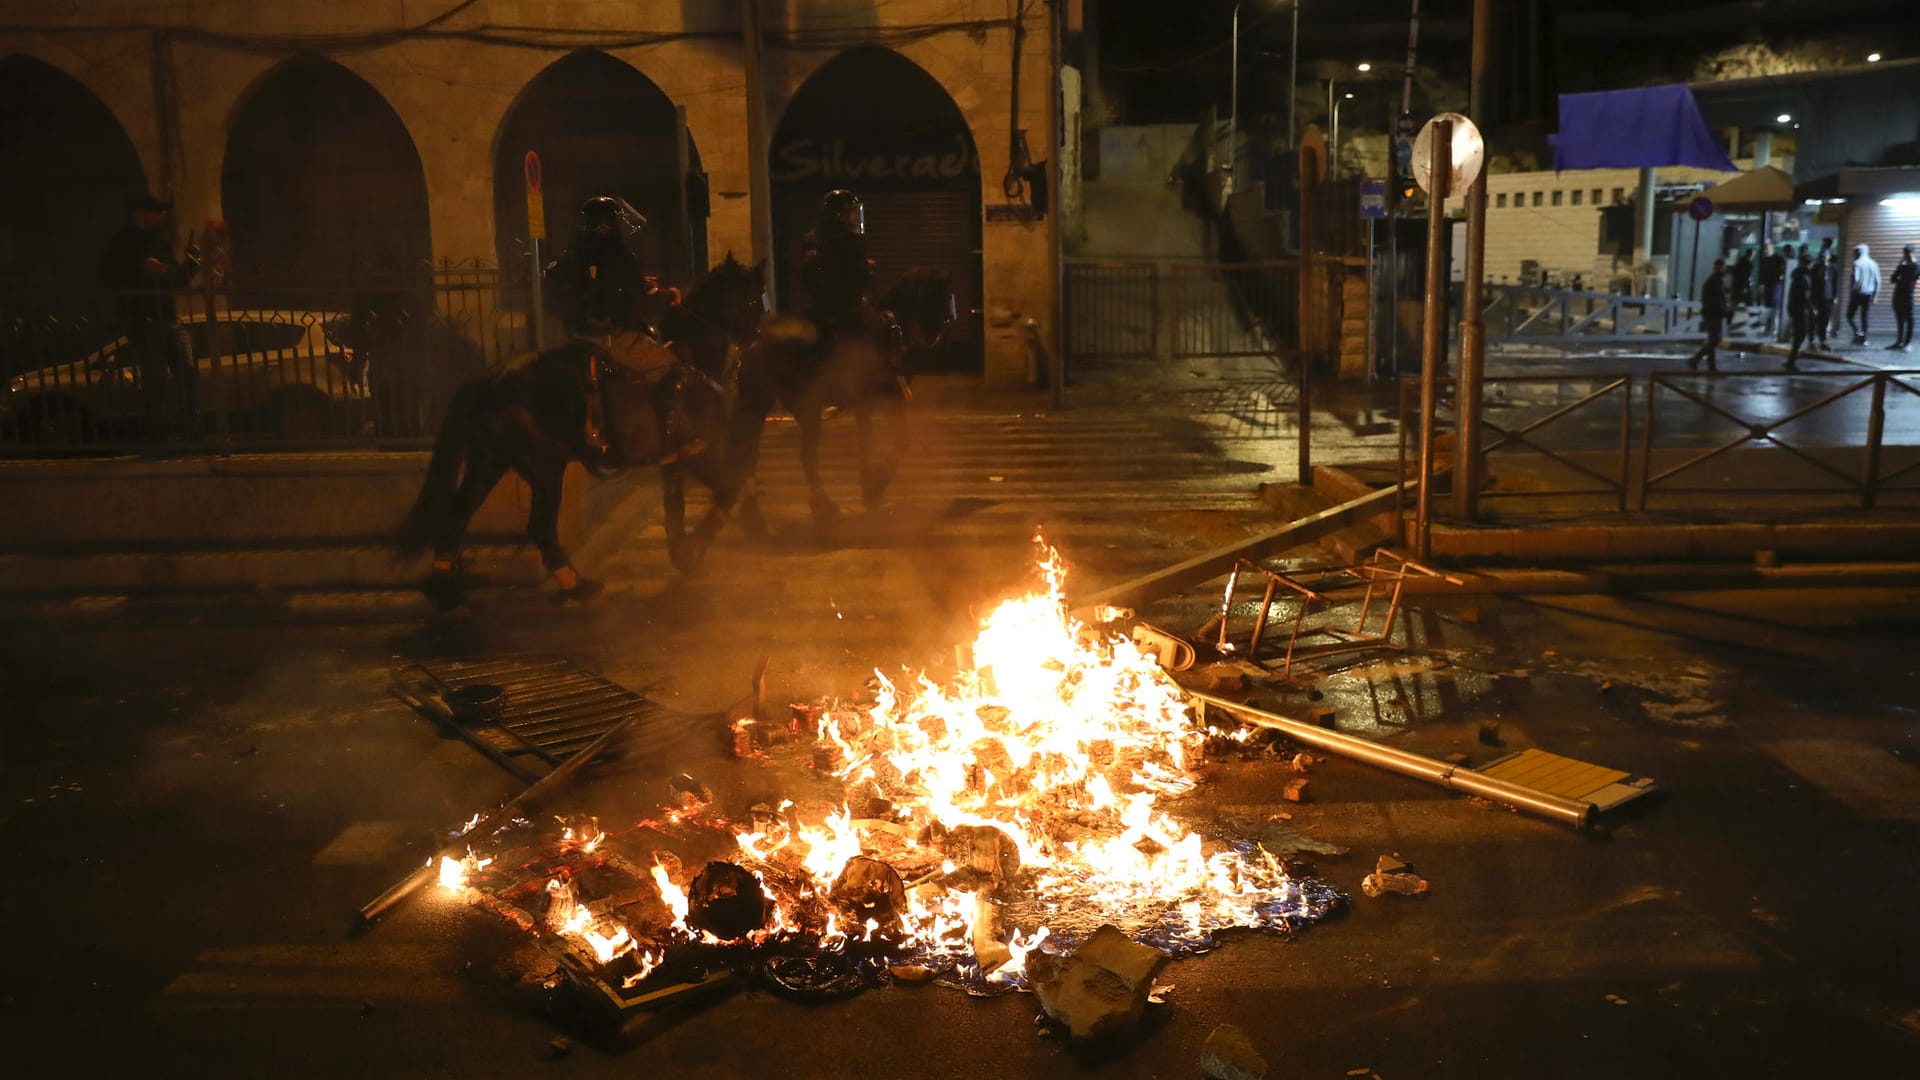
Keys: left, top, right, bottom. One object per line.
{"left": 1227, "top": 1, "right": 1302, "bottom": 198}
{"left": 1776, "top": 112, "right": 1792, "bottom": 124}
{"left": 1868, "top": 52, "right": 1883, "bottom": 63}
{"left": 1356, "top": 61, "right": 1372, "bottom": 73}
{"left": 1332, "top": 91, "right": 1355, "bottom": 177}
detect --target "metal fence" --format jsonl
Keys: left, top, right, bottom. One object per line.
{"left": 1483, "top": 285, "right": 1706, "bottom": 346}
{"left": 1396, "top": 368, "right": 1920, "bottom": 518}
{"left": 1064, "top": 257, "right": 1301, "bottom": 364}
{"left": 1, "top": 267, "right": 535, "bottom": 453}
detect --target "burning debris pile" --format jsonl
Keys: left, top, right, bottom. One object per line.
{"left": 438, "top": 537, "right": 1340, "bottom": 1021}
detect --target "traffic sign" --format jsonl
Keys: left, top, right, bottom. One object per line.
{"left": 1360, "top": 179, "right": 1389, "bottom": 219}
{"left": 524, "top": 151, "right": 546, "bottom": 240}
{"left": 1688, "top": 195, "right": 1714, "bottom": 221}
{"left": 1411, "top": 112, "right": 1485, "bottom": 200}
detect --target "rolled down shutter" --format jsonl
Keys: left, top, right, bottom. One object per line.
{"left": 862, "top": 191, "right": 981, "bottom": 370}
{"left": 1843, "top": 201, "right": 1920, "bottom": 283}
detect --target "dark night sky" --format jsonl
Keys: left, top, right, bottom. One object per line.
{"left": 1094, "top": 0, "right": 1920, "bottom": 126}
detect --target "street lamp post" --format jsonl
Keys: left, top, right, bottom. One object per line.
{"left": 1229, "top": 1, "right": 1303, "bottom": 199}
{"left": 1228, "top": 2, "right": 1240, "bottom": 197}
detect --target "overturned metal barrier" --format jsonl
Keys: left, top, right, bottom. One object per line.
{"left": 1187, "top": 691, "right": 1642, "bottom": 830}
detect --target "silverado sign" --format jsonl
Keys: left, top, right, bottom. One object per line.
{"left": 772, "top": 133, "right": 979, "bottom": 186}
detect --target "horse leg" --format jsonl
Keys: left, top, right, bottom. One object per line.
{"left": 674, "top": 453, "right": 732, "bottom": 575}
{"left": 855, "top": 400, "right": 905, "bottom": 510}
{"left": 425, "top": 451, "right": 509, "bottom": 611}
{"left": 662, "top": 462, "right": 695, "bottom": 574}
{"left": 725, "top": 391, "right": 772, "bottom": 538}
{"left": 526, "top": 457, "right": 598, "bottom": 600}
{"left": 798, "top": 405, "right": 839, "bottom": 525}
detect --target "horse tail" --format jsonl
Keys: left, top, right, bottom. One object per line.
{"left": 396, "top": 377, "right": 484, "bottom": 555}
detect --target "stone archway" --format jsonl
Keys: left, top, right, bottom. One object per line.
{"left": 0, "top": 55, "right": 148, "bottom": 284}
{"left": 773, "top": 45, "right": 984, "bottom": 372}
{"left": 221, "top": 55, "right": 432, "bottom": 287}
{"left": 492, "top": 50, "right": 703, "bottom": 286}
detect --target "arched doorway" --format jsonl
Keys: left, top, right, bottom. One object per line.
{"left": 773, "top": 47, "right": 983, "bottom": 372}
{"left": 493, "top": 50, "right": 704, "bottom": 288}
{"left": 0, "top": 56, "right": 147, "bottom": 284}
{"left": 222, "top": 55, "right": 431, "bottom": 287}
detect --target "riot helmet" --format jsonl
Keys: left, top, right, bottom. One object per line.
{"left": 819, "top": 190, "right": 865, "bottom": 236}
{"left": 580, "top": 195, "right": 647, "bottom": 238}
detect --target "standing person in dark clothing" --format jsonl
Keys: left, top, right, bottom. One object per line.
{"left": 1687, "top": 258, "right": 1728, "bottom": 372}
{"left": 97, "top": 192, "right": 202, "bottom": 438}
{"left": 1786, "top": 253, "right": 1813, "bottom": 370}
{"left": 797, "top": 189, "right": 878, "bottom": 353}
{"left": 1730, "top": 248, "right": 1756, "bottom": 307}
{"left": 1758, "top": 242, "right": 1786, "bottom": 337}
{"left": 1811, "top": 250, "right": 1835, "bottom": 350}
{"left": 1889, "top": 245, "right": 1916, "bottom": 351}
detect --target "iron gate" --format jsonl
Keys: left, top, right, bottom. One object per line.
{"left": 1064, "top": 257, "right": 1302, "bottom": 363}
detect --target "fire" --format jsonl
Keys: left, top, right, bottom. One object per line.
{"left": 443, "top": 535, "right": 1331, "bottom": 996}
{"left": 725, "top": 533, "right": 1317, "bottom": 976}
{"left": 436, "top": 849, "right": 492, "bottom": 892}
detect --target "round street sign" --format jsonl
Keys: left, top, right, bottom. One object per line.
{"left": 523, "top": 151, "right": 542, "bottom": 192}
{"left": 1688, "top": 195, "right": 1715, "bottom": 221}
{"left": 1411, "top": 112, "right": 1485, "bottom": 200}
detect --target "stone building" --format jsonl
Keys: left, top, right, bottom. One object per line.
{"left": 0, "top": 0, "right": 1061, "bottom": 385}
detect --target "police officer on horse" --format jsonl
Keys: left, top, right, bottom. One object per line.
{"left": 541, "top": 195, "right": 677, "bottom": 464}
{"left": 797, "top": 189, "right": 879, "bottom": 356}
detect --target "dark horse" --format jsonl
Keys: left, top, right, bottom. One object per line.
{"left": 396, "top": 323, "right": 734, "bottom": 610}
{"left": 655, "top": 252, "right": 767, "bottom": 382}
{"left": 725, "top": 267, "right": 956, "bottom": 533}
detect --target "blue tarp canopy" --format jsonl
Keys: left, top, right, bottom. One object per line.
{"left": 1550, "top": 85, "right": 1738, "bottom": 173}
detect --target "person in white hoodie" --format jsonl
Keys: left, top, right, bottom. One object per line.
{"left": 1848, "top": 242, "right": 1881, "bottom": 345}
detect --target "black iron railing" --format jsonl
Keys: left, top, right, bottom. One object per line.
{"left": 1, "top": 267, "right": 535, "bottom": 453}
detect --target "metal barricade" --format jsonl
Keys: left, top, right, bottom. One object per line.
{"left": 1639, "top": 369, "right": 1920, "bottom": 510}
{"left": 1398, "top": 373, "right": 1634, "bottom": 515}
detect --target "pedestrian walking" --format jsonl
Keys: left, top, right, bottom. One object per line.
{"left": 1786, "top": 253, "right": 1813, "bottom": 370}
{"left": 1890, "top": 244, "right": 1916, "bottom": 351}
{"left": 97, "top": 192, "right": 202, "bottom": 439}
{"left": 1848, "top": 243, "right": 1881, "bottom": 345}
{"left": 1688, "top": 258, "right": 1728, "bottom": 372}
{"left": 1811, "top": 251, "right": 1835, "bottom": 349}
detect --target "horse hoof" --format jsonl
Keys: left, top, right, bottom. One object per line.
{"left": 422, "top": 571, "right": 467, "bottom": 613}
{"left": 550, "top": 577, "right": 605, "bottom": 605}
{"left": 671, "top": 540, "right": 709, "bottom": 577}
{"left": 809, "top": 494, "right": 841, "bottom": 525}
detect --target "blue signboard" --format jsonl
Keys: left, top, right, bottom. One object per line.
{"left": 1360, "top": 179, "right": 1389, "bottom": 219}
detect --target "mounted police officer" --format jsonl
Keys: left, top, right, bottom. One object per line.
{"left": 544, "top": 195, "right": 653, "bottom": 338}
{"left": 797, "top": 189, "right": 877, "bottom": 355}
{"left": 540, "top": 195, "right": 676, "bottom": 466}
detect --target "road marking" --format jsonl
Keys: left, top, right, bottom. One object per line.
{"left": 1763, "top": 738, "right": 1920, "bottom": 819}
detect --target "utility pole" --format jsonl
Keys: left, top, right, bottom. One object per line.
{"left": 1416, "top": 118, "right": 1451, "bottom": 561}
{"left": 740, "top": 0, "right": 777, "bottom": 309}
{"left": 1452, "top": 0, "right": 1489, "bottom": 520}
{"left": 1048, "top": 0, "right": 1065, "bottom": 409}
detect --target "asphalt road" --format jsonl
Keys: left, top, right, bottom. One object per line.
{"left": 4, "top": 364, "right": 1919, "bottom": 1077}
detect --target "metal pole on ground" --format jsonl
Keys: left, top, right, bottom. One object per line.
{"left": 1416, "top": 119, "right": 1452, "bottom": 560}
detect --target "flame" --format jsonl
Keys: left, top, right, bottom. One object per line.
{"left": 650, "top": 860, "right": 690, "bottom": 933}
{"left": 437, "top": 849, "right": 492, "bottom": 892}
{"left": 726, "top": 532, "right": 1309, "bottom": 972}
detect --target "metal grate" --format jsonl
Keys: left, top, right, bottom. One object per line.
{"left": 392, "top": 655, "right": 666, "bottom": 781}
